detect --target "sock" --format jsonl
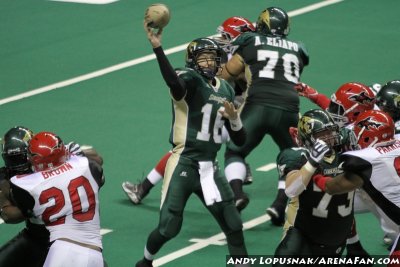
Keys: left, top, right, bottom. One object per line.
{"left": 273, "top": 188, "right": 288, "bottom": 206}
{"left": 277, "top": 180, "right": 286, "bottom": 190}
{"left": 226, "top": 230, "right": 248, "bottom": 256}
{"left": 146, "top": 229, "right": 170, "bottom": 256}
{"left": 229, "top": 179, "right": 244, "bottom": 199}
{"left": 141, "top": 178, "right": 154, "bottom": 196}
{"left": 146, "top": 169, "right": 163, "bottom": 185}
{"left": 144, "top": 246, "right": 154, "bottom": 261}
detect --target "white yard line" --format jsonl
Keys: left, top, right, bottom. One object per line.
{"left": 0, "top": 0, "right": 344, "bottom": 106}
{"left": 0, "top": 0, "right": 344, "bottom": 265}
{"left": 256, "top": 163, "right": 277, "bottom": 172}
{"left": 154, "top": 214, "right": 271, "bottom": 267}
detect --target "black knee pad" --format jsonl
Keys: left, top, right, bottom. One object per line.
{"left": 223, "top": 203, "right": 243, "bottom": 232}
{"left": 226, "top": 230, "right": 245, "bottom": 247}
{"left": 159, "top": 209, "right": 183, "bottom": 239}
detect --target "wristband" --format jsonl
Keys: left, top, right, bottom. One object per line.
{"left": 313, "top": 174, "right": 332, "bottom": 191}
{"left": 229, "top": 116, "right": 243, "bottom": 131}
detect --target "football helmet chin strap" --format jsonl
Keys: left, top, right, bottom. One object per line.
{"left": 198, "top": 66, "right": 221, "bottom": 80}
{"left": 195, "top": 57, "right": 221, "bottom": 80}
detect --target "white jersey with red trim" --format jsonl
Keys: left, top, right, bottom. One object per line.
{"left": 342, "top": 140, "right": 400, "bottom": 225}
{"left": 10, "top": 155, "right": 103, "bottom": 248}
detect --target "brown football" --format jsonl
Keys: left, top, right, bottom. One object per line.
{"left": 144, "top": 3, "right": 170, "bottom": 29}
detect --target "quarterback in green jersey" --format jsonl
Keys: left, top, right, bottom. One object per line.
{"left": 220, "top": 7, "right": 310, "bottom": 224}
{"left": 274, "top": 110, "right": 354, "bottom": 262}
{"left": 136, "top": 22, "right": 248, "bottom": 267}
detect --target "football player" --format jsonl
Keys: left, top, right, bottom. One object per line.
{"left": 0, "top": 126, "right": 48, "bottom": 267}
{"left": 135, "top": 21, "right": 248, "bottom": 267}
{"left": 220, "top": 7, "right": 309, "bottom": 225}
{"left": 0, "top": 127, "right": 105, "bottom": 267}
{"left": 312, "top": 110, "right": 400, "bottom": 264}
{"left": 295, "top": 82, "right": 376, "bottom": 128}
{"left": 121, "top": 16, "right": 256, "bottom": 205}
{"left": 9, "top": 131, "right": 105, "bottom": 267}
{"left": 274, "top": 109, "right": 354, "bottom": 259}
{"left": 297, "top": 81, "right": 400, "bottom": 246}
{"left": 376, "top": 80, "right": 400, "bottom": 134}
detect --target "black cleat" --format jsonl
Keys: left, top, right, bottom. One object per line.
{"left": 266, "top": 204, "right": 285, "bottom": 226}
{"left": 235, "top": 194, "right": 250, "bottom": 212}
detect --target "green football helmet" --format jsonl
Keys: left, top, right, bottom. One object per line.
{"left": 376, "top": 80, "right": 400, "bottom": 122}
{"left": 1, "top": 126, "right": 34, "bottom": 173}
{"left": 256, "top": 7, "right": 290, "bottom": 37}
{"left": 298, "top": 109, "right": 340, "bottom": 151}
{"left": 185, "top": 38, "right": 223, "bottom": 79}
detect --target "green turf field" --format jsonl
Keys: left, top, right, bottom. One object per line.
{"left": 1, "top": 0, "right": 399, "bottom": 266}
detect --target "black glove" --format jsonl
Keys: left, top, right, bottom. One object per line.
{"left": 308, "top": 140, "right": 330, "bottom": 167}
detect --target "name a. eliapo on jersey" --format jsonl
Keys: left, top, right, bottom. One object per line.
{"left": 254, "top": 36, "right": 299, "bottom": 52}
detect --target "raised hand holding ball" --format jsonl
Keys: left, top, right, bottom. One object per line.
{"left": 144, "top": 3, "right": 170, "bottom": 29}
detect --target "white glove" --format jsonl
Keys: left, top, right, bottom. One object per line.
{"left": 308, "top": 139, "right": 330, "bottom": 167}
{"left": 66, "top": 142, "right": 83, "bottom": 156}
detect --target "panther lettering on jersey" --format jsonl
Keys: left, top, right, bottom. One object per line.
{"left": 208, "top": 94, "right": 227, "bottom": 104}
{"left": 42, "top": 163, "right": 73, "bottom": 179}
{"left": 323, "top": 166, "right": 343, "bottom": 176}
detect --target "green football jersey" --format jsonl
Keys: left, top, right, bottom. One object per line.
{"left": 232, "top": 32, "right": 309, "bottom": 112}
{"left": 277, "top": 147, "right": 354, "bottom": 246}
{"left": 169, "top": 68, "right": 235, "bottom": 161}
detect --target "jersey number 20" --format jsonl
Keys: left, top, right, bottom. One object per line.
{"left": 39, "top": 176, "right": 96, "bottom": 226}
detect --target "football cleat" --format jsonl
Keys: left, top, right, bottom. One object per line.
{"left": 235, "top": 194, "right": 250, "bottom": 212}
{"left": 266, "top": 204, "right": 285, "bottom": 226}
{"left": 122, "top": 181, "right": 145, "bottom": 204}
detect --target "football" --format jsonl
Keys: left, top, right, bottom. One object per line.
{"left": 144, "top": 3, "right": 170, "bottom": 29}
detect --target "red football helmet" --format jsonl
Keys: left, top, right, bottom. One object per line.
{"left": 327, "top": 82, "right": 376, "bottom": 128}
{"left": 353, "top": 110, "right": 395, "bottom": 149}
{"left": 28, "top": 132, "right": 69, "bottom": 172}
{"left": 215, "top": 16, "right": 255, "bottom": 53}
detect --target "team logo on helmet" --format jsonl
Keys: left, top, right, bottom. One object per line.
{"left": 299, "top": 116, "right": 314, "bottom": 134}
{"left": 229, "top": 23, "right": 253, "bottom": 34}
{"left": 348, "top": 92, "right": 374, "bottom": 105}
{"left": 356, "top": 117, "right": 384, "bottom": 130}
{"left": 258, "top": 10, "right": 270, "bottom": 29}
{"left": 187, "top": 41, "right": 197, "bottom": 53}
{"left": 394, "top": 95, "right": 400, "bottom": 108}
{"left": 22, "top": 131, "right": 33, "bottom": 144}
